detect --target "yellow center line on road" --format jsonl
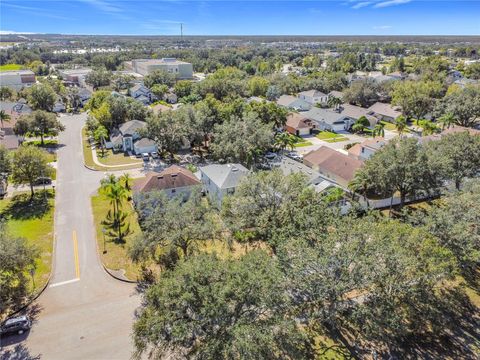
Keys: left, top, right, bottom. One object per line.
{"left": 73, "top": 230, "right": 80, "bottom": 279}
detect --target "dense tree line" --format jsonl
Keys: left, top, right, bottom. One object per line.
{"left": 131, "top": 166, "right": 480, "bottom": 359}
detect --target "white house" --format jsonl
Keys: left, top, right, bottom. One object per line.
{"left": 199, "top": 163, "right": 249, "bottom": 207}
{"left": 129, "top": 84, "right": 153, "bottom": 105}
{"left": 106, "top": 120, "right": 157, "bottom": 155}
{"left": 276, "top": 95, "right": 311, "bottom": 112}
{"left": 304, "top": 107, "right": 355, "bottom": 132}
{"left": 298, "top": 90, "right": 328, "bottom": 106}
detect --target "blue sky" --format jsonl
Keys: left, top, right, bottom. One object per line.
{"left": 1, "top": 1, "right": 479, "bottom": 35}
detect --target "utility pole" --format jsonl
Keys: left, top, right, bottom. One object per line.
{"left": 180, "top": 23, "right": 183, "bottom": 42}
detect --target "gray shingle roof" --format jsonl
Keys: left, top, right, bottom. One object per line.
{"left": 200, "top": 163, "right": 249, "bottom": 189}
{"left": 119, "top": 120, "right": 146, "bottom": 136}
{"left": 304, "top": 107, "right": 349, "bottom": 125}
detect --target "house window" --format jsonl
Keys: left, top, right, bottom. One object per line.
{"left": 227, "top": 188, "right": 235, "bottom": 195}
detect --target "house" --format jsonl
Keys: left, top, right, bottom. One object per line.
{"left": 130, "top": 58, "right": 193, "bottom": 79}
{"left": 58, "top": 68, "right": 92, "bottom": 87}
{"left": 328, "top": 90, "right": 344, "bottom": 102}
{"left": 106, "top": 120, "right": 157, "bottom": 155}
{"left": 298, "top": 90, "right": 328, "bottom": 105}
{"left": 78, "top": 88, "right": 92, "bottom": 107}
{"left": 285, "top": 113, "right": 316, "bottom": 136}
{"left": 418, "top": 125, "right": 480, "bottom": 145}
{"left": 276, "top": 95, "right": 311, "bottom": 112}
{"left": 0, "top": 130, "right": 21, "bottom": 150}
{"left": 347, "top": 137, "right": 387, "bottom": 161}
{"left": 304, "top": 107, "right": 354, "bottom": 132}
{"left": 367, "top": 102, "right": 402, "bottom": 122}
{"left": 199, "top": 163, "right": 249, "bottom": 207}
{"left": 133, "top": 165, "right": 200, "bottom": 199}
{"left": 0, "top": 70, "right": 36, "bottom": 90}
{"left": 151, "top": 103, "right": 172, "bottom": 114}
{"left": 0, "top": 100, "right": 31, "bottom": 147}
{"left": 129, "top": 84, "right": 153, "bottom": 105}
{"left": 303, "top": 146, "right": 363, "bottom": 188}
{"left": 276, "top": 156, "right": 336, "bottom": 192}
{"left": 454, "top": 78, "right": 478, "bottom": 88}
{"left": 52, "top": 99, "right": 66, "bottom": 113}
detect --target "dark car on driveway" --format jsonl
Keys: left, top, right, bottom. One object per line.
{"left": 33, "top": 177, "right": 52, "bottom": 186}
{"left": 0, "top": 316, "right": 31, "bottom": 336}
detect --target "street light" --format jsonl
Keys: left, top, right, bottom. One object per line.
{"left": 102, "top": 227, "right": 107, "bottom": 253}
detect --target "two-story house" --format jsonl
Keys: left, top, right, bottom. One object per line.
{"left": 199, "top": 163, "right": 249, "bottom": 207}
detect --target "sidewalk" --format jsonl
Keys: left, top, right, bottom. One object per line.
{"left": 90, "top": 147, "right": 143, "bottom": 169}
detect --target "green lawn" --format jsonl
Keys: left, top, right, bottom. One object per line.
{"left": 91, "top": 192, "right": 142, "bottom": 280}
{"left": 0, "top": 191, "right": 55, "bottom": 293}
{"left": 96, "top": 149, "right": 143, "bottom": 167}
{"left": 316, "top": 131, "right": 348, "bottom": 143}
{"left": 82, "top": 127, "right": 142, "bottom": 171}
{"left": 294, "top": 140, "right": 313, "bottom": 147}
{"left": 0, "top": 63, "right": 23, "bottom": 71}
{"left": 380, "top": 121, "right": 397, "bottom": 131}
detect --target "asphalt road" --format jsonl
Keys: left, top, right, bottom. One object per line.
{"left": 1, "top": 113, "right": 141, "bottom": 360}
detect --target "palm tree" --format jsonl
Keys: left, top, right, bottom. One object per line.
{"left": 0, "top": 110, "right": 11, "bottom": 129}
{"left": 274, "top": 132, "right": 296, "bottom": 154}
{"left": 348, "top": 172, "right": 371, "bottom": 208}
{"left": 418, "top": 119, "right": 438, "bottom": 136}
{"left": 100, "top": 177, "right": 129, "bottom": 241}
{"left": 437, "top": 113, "right": 455, "bottom": 130}
{"left": 94, "top": 125, "right": 108, "bottom": 157}
{"left": 372, "top": 123, "right": 385, "bottom": 138}
{"left": 327, "top": 96, "right": 342, "bottom": 110}
{"left": 394, "top": 116, "right": 407, "bottom": 137}
{"left": 121, "top": 173, "right": 133, "bottom": 200}
{"left": 351, "top": 116, "right": 370, "bottom": 133}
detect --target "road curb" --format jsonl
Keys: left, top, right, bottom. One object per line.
{"left": 101, "top": 264, "right": 137, "bottom": 284}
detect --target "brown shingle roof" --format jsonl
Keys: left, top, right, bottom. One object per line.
{"left": 304, "top": 146, "right": 363, "bottom": 187}
{"left": 286, "top": 113, "right": 312, "bottom": 130}
{"left": 133, "top": 165, "right": 200, "bottom": 193}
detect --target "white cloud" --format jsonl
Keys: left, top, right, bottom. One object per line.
{"left": 82, "top": 0, "right": 123, "bottom": 13}
{"left": 373, "top": 0, "right": 412, "bottom": 8}
{"left": 352, "top": 2, "right": 373, "bottom": 9}
{"left": 373, "top": 25, "right": 393, "bottom": 29}
{"left": 0, "top": 30, "right": 36, "bottom": 35}
{"left": 348, "top": 0, "right": 412, "bottom": 9}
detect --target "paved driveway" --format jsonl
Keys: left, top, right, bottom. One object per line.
{"left": 1, "top": 114, "right": 140, "bottom": 360}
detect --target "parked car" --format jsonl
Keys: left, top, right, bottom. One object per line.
{"left": 142, "top": 153, "right": 150, "bottom": 162}
{"left": 264, "top": 151, "right": 277, "bottom": 160}
{"left": 33, "top": 177, "right": 52, "bottom": 186}
{"left": 0, "top": 316, "right": 31, "bottom": 336}
{"left": 151, "top": 152, "right": 159, "bottom": 159}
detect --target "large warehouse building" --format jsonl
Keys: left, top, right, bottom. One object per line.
{"left": 130, "top": 58, "right": 193, "bottom": 79}
{"left": 0, "top": 70, "right": 36, "bottom": 90}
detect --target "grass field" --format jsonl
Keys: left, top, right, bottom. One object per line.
{"left": 91, "top": 192, "right": 142, "bottom": 280}
{"left": 0, "top": 191, "right": 55, "bottom": 293}
{"left": 0, "top": 63, "right": 23, "bottom": 71}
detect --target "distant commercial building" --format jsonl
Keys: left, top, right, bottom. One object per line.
{"left": 57, "top": 68, "right": 92, "bottom": 87}
{"left": 0, "top": 70, "right": 36, "bottom": 90}
{"left": 130, "top": 58, "right": 193, "bottom": 79}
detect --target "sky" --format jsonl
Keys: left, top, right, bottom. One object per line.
{"left": 1, "top": 0, "right": 479, "bottom": 36}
